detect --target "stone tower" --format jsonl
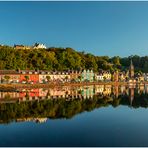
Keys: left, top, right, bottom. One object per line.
{"left": 129, "top": 59, "right": 134, "bottom": 78}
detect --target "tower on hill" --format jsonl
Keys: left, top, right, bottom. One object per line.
{"left": 129, "top": 59, "right": 134, "bottom": 78}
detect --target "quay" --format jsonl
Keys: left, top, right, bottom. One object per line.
{"left": 0, "top": 81, "right": 147, "bottom": 91}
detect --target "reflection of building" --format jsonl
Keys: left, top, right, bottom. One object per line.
{"left": 80, "top": 86, "right": 94, "bottom": 99}
{"left": 49, "top": 87, "right": 71, "bottom": 98}
{"left": 39, "top": 88, "right": 49, "bottom": 97}
{"left": 129, "top": 87, "right": 134, "bottom": 106}
{"left": 0, "top": 84, "right": 148, "bottom": 104}
{"left": 137, "top": 84, "right": 145, "bottom": 94}
{"left": 103, "top": 85, "right": 112, "bottom": 96}
{"left": 0, "top": 91, "right": 20, "bottom": 99}
{"left": 16, "top": 117, "right": 47, "bottom": 123}
{"left": 120, "top": 85, "right": 126, "bottom": 94}
{"left": 35, "top": 118, "right": 47, "bottom": 123}
{"left": 19, "top": 89, "right": 39, "bottom": 98}
{"left": 95, "top": 85, "right": 104, "bottom": 94}
{"left": 113, "top": 85, "right": 119, "bottom": 98}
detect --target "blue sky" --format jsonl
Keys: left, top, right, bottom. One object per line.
{"left": 0, "top": 1, "right": 148, "bottom": 57}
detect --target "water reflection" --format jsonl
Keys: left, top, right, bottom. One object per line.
{"left": 0, "top": 84, "right": 148, "bottom": 124}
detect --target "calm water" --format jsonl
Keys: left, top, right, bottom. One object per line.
{"left": 0, "top": 84, "right": 148, "bottom": 146}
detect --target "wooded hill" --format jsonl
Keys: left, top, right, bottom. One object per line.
{"left": 0, "top": 45, "right": 147, "bottom": 73}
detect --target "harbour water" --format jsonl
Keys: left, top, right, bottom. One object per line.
{"left": 0, "top": 84, "right": 148, "bottom": 146}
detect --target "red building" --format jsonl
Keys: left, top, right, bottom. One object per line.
{"left": 19, "top": 70, "right": 39, "bottom": 84}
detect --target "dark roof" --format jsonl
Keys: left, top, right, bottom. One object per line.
{"left": 0, "top": 70, "right": 19, "bottom": 74}
{"left": 14, "top": 45, "right": 24, "bottom": 47}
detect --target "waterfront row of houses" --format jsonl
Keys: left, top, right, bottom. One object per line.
{"left": 0, "top": 69, "right": 94, "bottom": 84}
{"left": 0, "top": 59, "right": 147, "bottom": 84}
{"left": 0, "top": 68, "right": 148, "bottom": 84}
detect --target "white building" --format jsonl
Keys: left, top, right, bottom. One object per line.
{"left": 143, "top": 73, "right": 148, "bottom": 81}
{"left": 33, "top": 43, "right": 47, "bottom": 49}
{"left": 96, "top": 73, "right": 104, "bottom": 81}
{"left": 39, "top": 71, "right": 70, "bottom": 83}
{"left": 96, "top": 71, "right": 111, "bottom": 82}
{"left": 103, "top": 71, "right": 112, "bottom": 81}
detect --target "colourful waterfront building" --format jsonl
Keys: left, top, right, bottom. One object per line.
{"left": 19, "top": 70, "right": 39, "bottom": 84}
{"left": 81, "top": 69, "right": 94, "bottom": 82}
{"left": 39, "top": 71, "right": 70, "bottom": 83}
{"left": 0, "top": 70, "right": 20, "bottom": 83}
{"left": 129, "top": 59, "right": 134, "bottom": 78}
{"left": 69, "top": 70, "right": 81, "bottom": 82}
{"left": 96, "top": 72, "right": 104, "bottom": 82}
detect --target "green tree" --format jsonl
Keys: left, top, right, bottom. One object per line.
{"left": 46, "top": 76, "right": 51, "bottom": 83}
{"left": 78, "top": 75, "right": 82, "bottom": 82}
{"left": 24, "top": 76, "right": 29, "bottom": 83}
{"left": 65, "top": 76, "right": 69, "bottom": 82}
{"left": 4, "top": 75, "right": 10, "bottom": 83}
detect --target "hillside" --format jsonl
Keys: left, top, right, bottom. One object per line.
{"left": 0, "top": 46, "right": 148, "bottom": 73}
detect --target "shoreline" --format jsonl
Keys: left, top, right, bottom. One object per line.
{"left": 0, "top": 81, "right": 147, "bottom": 91}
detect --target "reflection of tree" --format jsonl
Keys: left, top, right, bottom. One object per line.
{"left": 111, "top": 98, "right": 121, "bottom": 107}
{"left": 24, "top": 76, "right": 29, "bottom": 83}
{"left": 25, "top": 91, "right": 29, "bottom": 100}
{"left": 0, "top": 96, "right": 113, "bottom": 123}
{"left": 46, "top": 90, "right": 50, "bottom": 97}
{"left": 4, "top": 94, "right": 11, "bottom": 100}
{"left": 0, "top": 93, "right": 148, "bottom": 124}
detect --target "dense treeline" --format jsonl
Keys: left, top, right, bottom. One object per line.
{"left": 0, "top": 46, "right": 148, "bottom": 72}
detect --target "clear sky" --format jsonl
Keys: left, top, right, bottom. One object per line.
{"left": 0, "top": 1, "right": 148, "bottom": 57}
